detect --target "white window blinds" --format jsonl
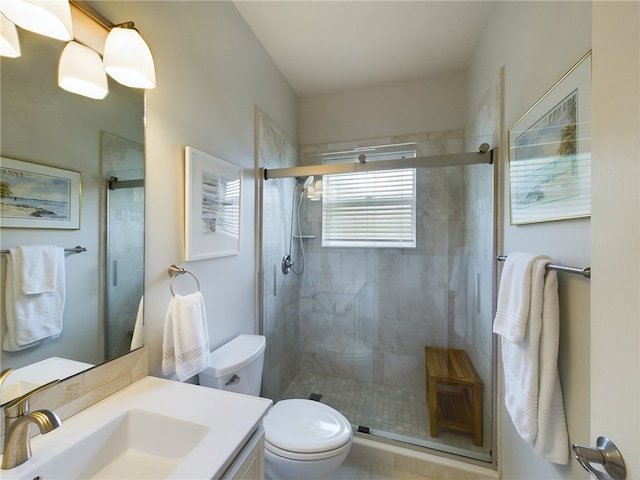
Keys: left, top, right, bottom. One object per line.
{"left": 322, "top": 168, "right": 417, "bottom": 248}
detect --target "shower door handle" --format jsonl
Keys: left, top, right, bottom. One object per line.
{"left": 572, "top": 437, "right": 626, "bottom": 480}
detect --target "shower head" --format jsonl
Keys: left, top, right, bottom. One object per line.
{"left": 299, "top": 176, "right": 314, "bottom": 191}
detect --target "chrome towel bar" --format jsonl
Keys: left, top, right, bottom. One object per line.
{"left": 0, "top": 245, "right": 86, "bottom": 255}
{"left": 497, "top": 255, "right": 591, "bottom": 279}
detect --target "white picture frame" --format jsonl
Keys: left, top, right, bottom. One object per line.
{"left": 0, "top": 157, "right": 81, "bottom": 229}
{"left": 185, "top": 147, "right": 242, "bottom": 260}
{"left": 508, "top": 51, "right": 591, "bottom": 225}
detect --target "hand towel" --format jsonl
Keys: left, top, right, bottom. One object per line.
{"left": 494, "top": 252, "right": 546, "bottom": 343}
{"left": 493, "top": 253, "right": 569, "bottom": 464}
{"left": 162, "top": 291, "right": 210, "bottom": 381}
{"left": 130, "top": 296, "right": 144, "bottom": 351}
{"left": 18, "top": 245, "right": 59, "bottom": 295}
{"left": 3, "top": 247, "right": 65, "bottom": 352}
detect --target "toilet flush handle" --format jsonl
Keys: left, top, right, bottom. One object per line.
{"left": 225, "top": 374, "right": 240, "bottom": 386}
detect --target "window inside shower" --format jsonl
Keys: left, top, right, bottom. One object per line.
{"left": 258, "top": 127, "right": 496, "bottom": 464}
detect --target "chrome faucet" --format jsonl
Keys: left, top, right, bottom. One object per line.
{"left": 1, "top": 376, "right": 62, "bottom": 470}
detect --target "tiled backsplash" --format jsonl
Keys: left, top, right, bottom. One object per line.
{"left": 0, "top": 346, "right": 148, "bottom": 454}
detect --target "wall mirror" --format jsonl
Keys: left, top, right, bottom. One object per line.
{"left": 0, "top": 25, "right": 145, "bottom": 404}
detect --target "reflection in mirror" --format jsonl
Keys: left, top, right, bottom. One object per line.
{"left": 0, "top": 24, "right": 145, "bottom": 404}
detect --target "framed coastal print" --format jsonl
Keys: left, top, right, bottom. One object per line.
{"left": 185, "top": 146, "right": 242, "bottom": 260}
{"left": 508, "top": 51, "right": 591, "bottom": 225}
{"left": 0, "top": 157, "right": 81, "bottom": 229}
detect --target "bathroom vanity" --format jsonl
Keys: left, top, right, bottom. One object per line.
{"left": 0, "top": 376, "right": 272, "bottom": 479}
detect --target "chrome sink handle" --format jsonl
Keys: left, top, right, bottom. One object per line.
{"left": 4, "top": 379, "right": 60, "bottom": 418}
{"left": 572, "top": 437, "right": 626, "bottom": 480}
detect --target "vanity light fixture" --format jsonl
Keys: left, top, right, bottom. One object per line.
{"left": 0, "top": 0, "right": 73, "bottom": 41}
{"left": 0, "top": 14, "right": 20, "bottom": 57}
{"left": 103, "top": 22, "right": 156, "bottom": 89}
{"left": 58, "top": 40, "right": 108, "bottom": 99}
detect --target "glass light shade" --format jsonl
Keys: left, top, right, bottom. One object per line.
{"left": 0, "top": 14, "right": 20, "bottom": 57}
{"left": 103, "top": 26, "right": 156, "bottom": 89}
{"left": 0, "top": 0, "right": 72, "bottom": 41}
{"left": 58, "top": 41, "right": 108, "bottom": 100}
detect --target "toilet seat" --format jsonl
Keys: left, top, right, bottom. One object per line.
{"left": 263, "top": 399, "right": 352, "bottom": 457}
{"left": 265, "top": 438, "right": 352, "bottom": 461}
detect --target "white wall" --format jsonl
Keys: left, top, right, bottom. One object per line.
{"left": 467, "top": 2, "right": 591, "bottom": 478}
{"left": 299, "top": 72, "right": 467, "bottom": 145}
{"left": 95, "top": 1, "right": 298, "bottom": 377}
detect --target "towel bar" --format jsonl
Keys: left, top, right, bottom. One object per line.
{"left": 0, "top": 245, "right": 86, "bottom": 255}
{"left": 497, "top": 255, "right": 591, "bottom": 279}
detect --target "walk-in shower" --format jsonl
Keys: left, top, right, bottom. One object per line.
{"left": 258, "top": 134, "right": 497, "bottom": 464}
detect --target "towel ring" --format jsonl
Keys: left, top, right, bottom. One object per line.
{"left": 168, "top": 264, "right": 201, "bottom": 297}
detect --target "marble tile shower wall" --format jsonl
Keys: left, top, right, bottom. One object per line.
{"left": 297, "top": 168, "right": 467, "bottom": 392}
{"left": 258, "top": 111, "right": 302, "bottom": 401}
{"left": 295, "top": 130, "right": 490, "bottom": 394}
{"left": 464, "top": 70, "right": 502, "bottom": 447}
{"left": 460, "top": 161, "right": 495, "bottom": 448}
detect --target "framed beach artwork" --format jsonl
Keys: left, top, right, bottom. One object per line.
{"left": 0, "top": 157, "right": 81, "bottom": 229}
{"left": 508, "top": 51, "right": 591, "bottom": 225}
{"left": 184, "top": 146, "right": 242, "bottom": 260}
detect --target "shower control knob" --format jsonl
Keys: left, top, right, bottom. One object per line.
{"left": 282, "top": 254, "right": 294, "bottom": 274}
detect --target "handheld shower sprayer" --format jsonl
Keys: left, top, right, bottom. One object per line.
{"left": 301, "top": 175, "right": 314, "bottom": 191}
{"left": 282, "top": 176, "right": 314, "bottom": 275}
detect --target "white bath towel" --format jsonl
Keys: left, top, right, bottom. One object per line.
{"left": 18, "top": 245, "right": 59, "bottom": 295}
{"left": 532, "top": 268, "right": 569, "bottom": 464}
{"left": 494, "top": 253, "right": 569, "bottom": 464}
{"left": 3, "top": 247, "right": 65, "bottom": 352}
{"left": 162, "top": 292, "right": 210, "bottom": 381}
{"left": 494, "top": 252, "right": 546, "bottom": 343}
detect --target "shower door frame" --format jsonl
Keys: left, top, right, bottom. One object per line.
{"left": 255, "top": 146, "right": 500, "bottom": 468}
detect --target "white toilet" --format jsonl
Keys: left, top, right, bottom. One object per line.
{"left": 198, "top": 334, "right": 353, "bottom": 480}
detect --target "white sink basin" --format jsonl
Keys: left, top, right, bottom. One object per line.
{"left": 1, "top": 376, "right": 272, "bottom": 479}
{"left": 33, "top": 409, "right": 209, "bottom": 479}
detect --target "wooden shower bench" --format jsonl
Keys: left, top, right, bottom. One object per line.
{"left": 424, "top": 346, "right": 483, "bottom": 446}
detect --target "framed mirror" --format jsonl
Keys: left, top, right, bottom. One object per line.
{"left": 0, "top": 26, "right": 145, "bottom": 403}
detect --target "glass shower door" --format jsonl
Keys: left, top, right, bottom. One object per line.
{"left": 105, "top": 170, "right": 144, "bottom": 359}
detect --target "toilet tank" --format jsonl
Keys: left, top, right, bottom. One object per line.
{"left": 198, "top": 334, "right": 266, "bottom": 396}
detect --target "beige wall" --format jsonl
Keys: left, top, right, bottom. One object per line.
{"left": 94, "top": 1, "right": 299, "bottom": 377}
{"left": 468, "top": 2, "right": 592, "bottom": 478}
{"left": 299, "top": 72, "right": 467, "bottom": 145}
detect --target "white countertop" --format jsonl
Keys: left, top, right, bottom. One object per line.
{"left": 1, "top": 376, "right": 272, "bottom": 479}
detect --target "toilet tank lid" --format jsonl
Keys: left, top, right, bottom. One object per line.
{"left": 205, "top": 334, "right": 266, "bottom": 377}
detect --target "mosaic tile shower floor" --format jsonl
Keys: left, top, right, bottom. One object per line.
{"left": 280, "top": 370, "right": 487, "bottom": 457}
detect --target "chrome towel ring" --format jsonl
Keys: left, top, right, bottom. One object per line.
{"left": 168, "top": 264, "right": 201, "bottom": 296}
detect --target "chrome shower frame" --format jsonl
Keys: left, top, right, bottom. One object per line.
{"left": 253, "top": 144, "right": 500, "bottom": 466}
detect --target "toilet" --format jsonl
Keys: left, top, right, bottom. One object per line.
{"left": 198, "top": 334, "right": 353, "bottom": 480}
